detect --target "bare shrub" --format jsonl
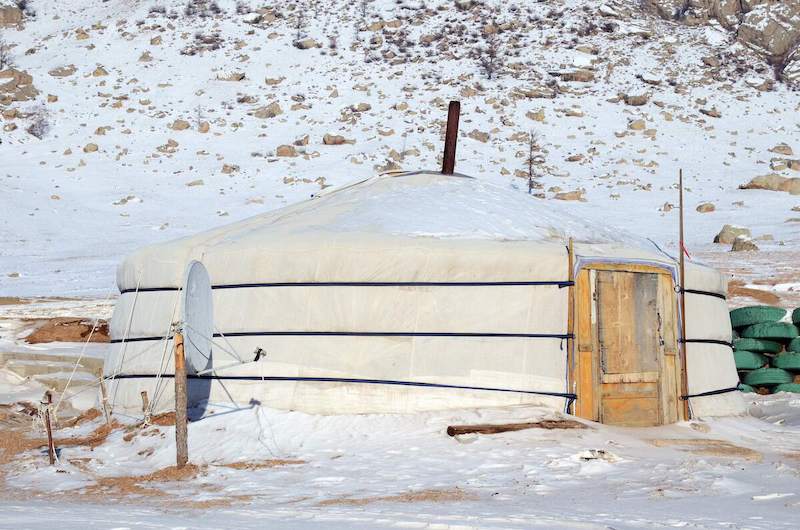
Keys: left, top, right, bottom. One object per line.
{"left": 475, "top": 28, "right": 502, "bottom": 80}
{"left": 525, "top": 131, "right": 540, "bottom": 194}
{"left": 0, "top": 36, "right": 14, "bottom": 70}
{"left": 184, "top": 0, "right": 222, "bottom": 18}
{"left": 235, "top": 1, "right": 250, "bottom": 15}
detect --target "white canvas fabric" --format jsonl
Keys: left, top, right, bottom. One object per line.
{"left": 106, "top": 172, "right": 745, "bottom": 418}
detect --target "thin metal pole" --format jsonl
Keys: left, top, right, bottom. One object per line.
{"left": 441, "top": 101, "right": 460, "bottom": 175}
{"left": 678, "top": 169, "right": 690, "bottom": 421}
{"left": 174, "top": 332, "right": 189, "bottom": 468}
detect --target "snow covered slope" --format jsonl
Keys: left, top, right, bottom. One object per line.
{"left": 1, "top": 0, "right": 799, "bottom": 297}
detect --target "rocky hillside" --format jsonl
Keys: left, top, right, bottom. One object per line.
{"left": 644, "top": 1, "right": 800, "bottom": 83}
{"left": 0, "top": 0, "right": 799, "bottom": 300}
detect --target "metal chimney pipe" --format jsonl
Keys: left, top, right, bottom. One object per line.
{"left": 441, "top": 100, "right": 460, "bottom": 175}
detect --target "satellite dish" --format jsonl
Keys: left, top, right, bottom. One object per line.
{"left": 182, "top": 261, "right": 213, "bottom": 375}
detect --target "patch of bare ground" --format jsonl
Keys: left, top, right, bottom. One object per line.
{"left": 0, "top": 406, "right": 119, "bottom": 466}
{"left": 318, "top": 487, "right": 476, "bottom": 507}
{"left": 82, "top": 464, "right": 204, "bottom": 498}
{"left": 648, "top": 438, "right": 762, "bottom": 462}
{"left": 215, "top": 459, "right": 306, "bottom": 470}
{"left": 696, "top": 249, "right": 800, "bottom": 308}
{"left": 0, "top": 297, "right": 30, "bottom": 305}
{"left": 23, "top": 317, "right": 109, "bottom": 344}
{"left": 174, "top": 495, "right": 255, "bottom": 509}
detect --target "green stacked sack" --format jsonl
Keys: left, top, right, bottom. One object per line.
{"left": 729, "top": 305, "right": 800, "bottom": 395}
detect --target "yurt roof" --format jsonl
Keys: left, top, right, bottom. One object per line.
{"left": 118, "top": 171, "right": 682, "bottom": 289}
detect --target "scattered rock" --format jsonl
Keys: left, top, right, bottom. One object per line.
{"left": 526, "top": 109, "right": 545, "bottom": 122}
{"left": 185, "top": 179, "right": 204, "bottom": 187}
{"left": 198, "top": 121, "right": 210, "bottom": 133}
{"left": 699, "top": 107, "right": 721, "bottom": 118}
{"left": 468, "top": 129, "right": 490, "bottom": 143}
{"left": 624, "top": 94, "right": 649, "bottom": 106}
{"left": 254, "top": 102, "right": 282, "bottom": 119}
{"left": 217, "top": 71, "right": 245, "bottom": 81}
{"left": 48, "top": 65, "right": 77, "bottom": 78}
{"left": 731, "top": 235, "right": 759, "bottom": 252}
{"left": 0, "top": 5, "right": 23, "bottom": 28}
{"left": 770, "top": 143, "right": 794, "bottom": 156}
{"left": 696, "top": 202, "right": 715, "bottom": 213}
{"left": 157, "top": 139, "right": 179, "bottom": 154}
{"left": 221, "top": 164, "right": 239, "bottom": 174}
{"left": 0, "top": 69, "right": 39, "bottom": 103}
{"left": 170, "top": 119, "right": 190, "bottom": 131}
{"left": 350, "top": 103, "right": 371, "bottom": 112}
{"left": 740, "top": 174, "right": 800, "bottom": 195}
{"left": 554, "top": 190, "right": 586, "bottom": 202}
{"left": 83, "top": 143, "right": 98, "bottom": 153}
{"left": 323, "top": 134, "right": 353, "bottom": 145}
{"left": 276, "top": 145, "right": 297, "bottom": 157}
{"left": 294, "top": 38, "right": 320, "bottom": 50}
{"left": 628, "top": 119, "right": 646, "bottom": 131}
{"left": 92, "top": 66, "right": 108, "bottom": 77}
{"left": 714, "top": 224, "right": 751, "bottom": 244}
{"left": 561, "top": 69, "right": 595, "bottom": 82}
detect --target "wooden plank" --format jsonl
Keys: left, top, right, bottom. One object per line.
{"left": 576, "top": 350, "right": 596, "bottom": 420}
{"left": 597, "top": 271, "right": 638, "bottom": 374}
{"left": 658, "top": 274, "right": 678, "bottom": 354}
{"left": 446, "top": 419, "right": 587, "bottom": 436}
{"left": 661, "top": 354, "right": 679, "bottom": 424}
{"left": 602, "top": 371, "right": 659, "bottom": 384}
{"left": 576, "top": 270, "right": 593, "bottom": 351}
{"left": 580, "top": 262, "right": 671, "bottom": 275}
{"left": 600, "top": 382, "right": 660, "bottom": 426}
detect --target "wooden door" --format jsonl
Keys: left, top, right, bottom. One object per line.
{"left": 596, "top": 271, "right": 663, "bottom": 427}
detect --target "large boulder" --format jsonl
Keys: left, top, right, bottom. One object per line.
{"left": 0, "top": 68, "right": 38, "bottom": 104}
{"left": 714, "top": 224, "right": 751, "bottom": 244}
{"left": 739, "top": 174, "right": 800, "bottom": 195}
{"left": 0, "top": 5, "right": 22, "bottom": 28}
{"left": 738, "top": 3, "right": 800, "bottom": 59}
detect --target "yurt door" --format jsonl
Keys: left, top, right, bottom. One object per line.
{"left": 595, "top": 270, "right": 665, "bottom": 427}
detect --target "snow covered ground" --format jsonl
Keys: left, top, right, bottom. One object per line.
{"left": 1, "top": 0, "right": 799, "bottom": 301}
{"left": 0, "top": 377, "right": 799, "bottom": 529}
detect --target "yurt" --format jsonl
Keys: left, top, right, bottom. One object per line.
{"left": 105, "top": 169, "right": 745, "bottom": 426}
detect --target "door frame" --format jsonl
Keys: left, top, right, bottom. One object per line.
{"left": 571, "top": 262, "right": 684, "bottom": 425}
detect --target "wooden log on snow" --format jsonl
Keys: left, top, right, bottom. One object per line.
{"left": 446, "top": 419, "right": 586, "bottom": 437}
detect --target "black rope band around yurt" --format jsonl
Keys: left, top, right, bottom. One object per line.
{"left": 679, "top": 338, "right": 733, "bottom": 348}
{"left": 679, "top": 288, "right": 727, "bottom": 300}
{"left": 111, "top": 331, "right": 574, "bottom": 344}
{"left": 680, "top": 386, "right": 740, "bottom": 400}
{"left": 119, "top": 279, "right": 575, "bottom": 294}
{"left": 110, "top": 373, "right": 577, "bottom": 400}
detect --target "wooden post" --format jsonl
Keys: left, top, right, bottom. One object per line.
{"left": 566, "top": 238, "right": 576, "bottom": 414}
{"left": 42, "top": 391, "right": 56, "bottom": 465}
{"left": 678, "top": 169, "right": 690, "bottom": 421}
{"left": 174, "top": 331, "right": 189, "bottom": 468}
{"left": 140, "top": 390, "right": 150, "bottom": 424}
{"left": 441, "top": 101, "right": 460, "bottom": 175}
{"left": 99, "top": 379, "right": 112, "bottom": 427}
